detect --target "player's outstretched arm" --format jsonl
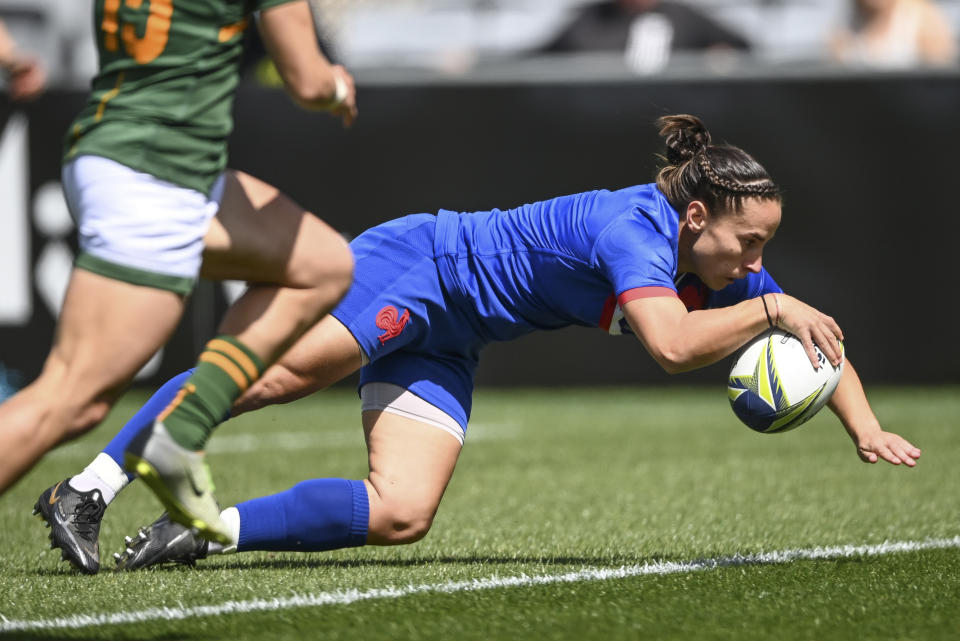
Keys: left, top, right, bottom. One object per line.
{"left": 622, "top": 293, "right": 843, "bottom": 374}
{"left": 828, "top": 359, "right": 921, "bottom": 466}
{"left": 257, "top": 0, "right": 358, "bottom": 126}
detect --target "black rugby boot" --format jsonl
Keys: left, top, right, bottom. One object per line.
{"left": 34, "top": 480, "right": 106, "bottom": 574}
{"left": 114, "top": 512, "right": 209, "bottom": 571}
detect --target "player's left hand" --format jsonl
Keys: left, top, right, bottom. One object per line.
{"left": 855, "top": 430, "right": 921, "bottom": 466}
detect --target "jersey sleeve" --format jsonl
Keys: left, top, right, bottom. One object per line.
{"left": 707, "top": 268, "right": 783, "bottom": 308}
{"left": 593, "top": 216, "right": 677, "bottom": 299}
{"left": 255, "top": 0, "right": 301, "bottom": 12}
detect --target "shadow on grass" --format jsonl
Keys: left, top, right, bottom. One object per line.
{"left": 215, "top": 552, "right": 883, "bottom": 573}
{"left": 24, "top": 552, "right": 671, "bottom": 576}
{"left": 102, "top": 552, "right": 672, "bottom": 573}
{"left": 6, "top": 634, "right": 195, "bottom": 641}
{"left": 30, "top": 551, "right": 875, "bottom": 576}
{"left": 228, "top": 554, "right": 654, "bottom": 571}
{"left": 18, "top": 554, "right": 669, "bottom": 579}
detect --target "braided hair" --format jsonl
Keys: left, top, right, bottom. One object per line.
{"left": 655, "top": 114, "right": 781, "bottom": 217}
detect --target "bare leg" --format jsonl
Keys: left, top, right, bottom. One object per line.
{"left": 0, "top": 270, "right": 183, "bottom": 492}
{"left": 123, "top": 171, "right": 353, "bottom": 542}
{"left": 200, "top": 170, "right": 353, "bottom": 365}
{"left": 362, "top": 410, "right": 462, "bottom": 545}
{"left": 116, "top": 402, "right": 463, "bottom": 563}
{"left": 1, "top": 170, "right": 351, "bottom": 495}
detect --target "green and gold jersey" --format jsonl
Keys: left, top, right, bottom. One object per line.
{"left": 65, "top": 0, "right": 296, "bottom": 195}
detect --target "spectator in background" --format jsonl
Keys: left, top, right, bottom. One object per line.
{"left": 0, "top": 18, "right": 45, "bottom": 101}
{"left": 541, "top": 0, "right": 751, "bottom": 73}
{"left": 831, "top": 0, "right": 957, "bottom": 67}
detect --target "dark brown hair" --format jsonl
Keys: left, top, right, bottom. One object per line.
{"left": 655, "top": 114, "right": 781, "bottom": 216}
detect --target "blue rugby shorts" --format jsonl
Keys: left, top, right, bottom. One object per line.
{"left": 331, "top": 214, "right": 480, "bottom": 431}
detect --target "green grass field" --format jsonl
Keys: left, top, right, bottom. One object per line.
{"left": 1, "top": 386, "right": 957, "bottom": 640}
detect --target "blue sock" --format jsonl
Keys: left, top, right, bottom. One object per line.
{"left": 102, "top": 369, "right": 195, "bottom": 481}
{"left": 236, "top": 479, "right": 369, "bottom": 552}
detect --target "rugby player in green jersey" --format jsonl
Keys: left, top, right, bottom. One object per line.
{"left": 2, "top": 0, "right": 359, "bottom": 570}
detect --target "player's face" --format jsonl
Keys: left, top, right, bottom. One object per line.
{"left": 688, "top": 197, "right": 781, "bottom": 290}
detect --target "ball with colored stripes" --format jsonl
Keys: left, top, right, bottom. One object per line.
{"left": 728, "top": 329, "right": 844, "bottom": 434}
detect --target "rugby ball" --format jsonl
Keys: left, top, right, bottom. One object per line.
{"left": 728, "top": 329, "right": 844, "bottom": 434}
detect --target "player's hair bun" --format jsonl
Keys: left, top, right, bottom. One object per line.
{"left": 654, "top": 113, "right": 780, "bottom": 215}
{"left": 657, "top": 114, "right": 711, "bottom": 165}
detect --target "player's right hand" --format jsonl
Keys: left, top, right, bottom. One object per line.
{"left": 325, "top": 65, "right": 357, "bottom": 128}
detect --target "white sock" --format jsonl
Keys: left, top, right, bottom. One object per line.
{"left": 207, "top": 506, "right": 240, "bottom": 555}
{"left": 68, "top": 453, "right": 129, "bottom": 504}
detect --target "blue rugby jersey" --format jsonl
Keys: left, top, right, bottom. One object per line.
{"left": 432, "top": 183, "right": 781, "bottom": 342}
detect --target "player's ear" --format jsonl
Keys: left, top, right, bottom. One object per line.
{"left": 684, "top": 200, "right": 708, "bottom": 233}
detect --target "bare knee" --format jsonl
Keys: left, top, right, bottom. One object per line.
{"left": 44, "top": 386, "right": 113, "bottom": 443}
{"left": 30, "top": 356, "right": 119, "bottom": 441}
{"left": 377, "top": 508, "right": 434, "bottom": 545}
{"left": 368, "top": 495, "right": 436, "bottom": 545}
{"left": 63, "top": 399, "right": 111, "bottom": 441}
{"left": 288, "top": 222, "right": 354, "bottom": 298}
{"left": 324, "top": 238, "right": 354, "bottom": 300}
{"left": 11, "top": 376, "right": 113, "bottom": 448}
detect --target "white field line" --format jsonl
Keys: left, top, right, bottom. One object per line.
{"left": 48, "top": 422, "right": 517, "bottom": 460}
{"left": 1, "top": 536, "right": 958, "bottom": 634}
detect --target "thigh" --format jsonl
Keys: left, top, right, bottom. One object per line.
{"left": 200, "top": 170, "right": 346, "bottom": 287}
{"left": 362, "top": 408, "right": 462, "bottom": 542}
{"left": 48, "top": 268, "right": 184, "bottom": 404}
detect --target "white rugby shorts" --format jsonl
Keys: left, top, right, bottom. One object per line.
{"left": 62, "top": 155, "right": 225, "bottom": 294}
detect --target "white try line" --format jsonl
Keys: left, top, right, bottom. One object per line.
{"left": 1, "top": 536, "right": 958, "bottom": 634}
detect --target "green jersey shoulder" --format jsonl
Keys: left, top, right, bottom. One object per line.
{"left": 66, "top": 0, "right": 297, "bottom": 195}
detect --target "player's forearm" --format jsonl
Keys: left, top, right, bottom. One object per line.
{"left": 627, "top": 296, "right": 770, "bottom": 374}
{"left": 258, "top": 1, "right": 341, "bottom": 109}
{"left": 664, "top": 300, "right": 771, "bottom": 372}
{"left": 827, "top": 360, "right": 881, "bottom": 443}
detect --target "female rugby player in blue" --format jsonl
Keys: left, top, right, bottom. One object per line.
{"left": 36, "top": 115, "right": 920, "bottom": 571}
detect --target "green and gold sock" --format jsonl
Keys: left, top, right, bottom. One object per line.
{"left": 158, "top": 336, "right": 264, "bottom": 451}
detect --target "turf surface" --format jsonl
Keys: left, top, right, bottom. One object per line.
{"left": 1, "top": 386, "right": 957, "bottom": 640}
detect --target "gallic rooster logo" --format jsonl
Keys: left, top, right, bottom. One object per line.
{"left": 376, "top": 305, "right": 410, "bottom": 344}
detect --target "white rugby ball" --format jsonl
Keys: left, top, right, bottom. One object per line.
{"left": 728, "top": 328, "right": 844, "bottom": 434}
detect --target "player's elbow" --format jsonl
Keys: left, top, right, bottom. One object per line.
{"left": 657, "top": 354, "right": 686, "bottom": 375}
{"left": 651, "top": 343, "right": 696, "bottom": 375}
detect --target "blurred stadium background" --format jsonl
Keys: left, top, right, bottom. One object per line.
{"left": 1, "top": 0, "right": 957, "bottom": 393}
